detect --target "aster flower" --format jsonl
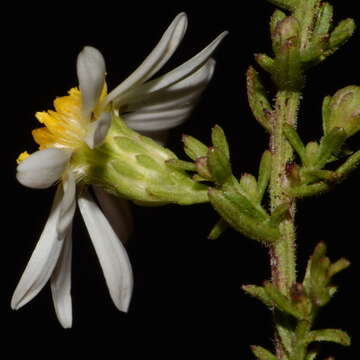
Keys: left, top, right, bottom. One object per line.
{"left": 12, "top": 12, "right": 227, "bottom": 328}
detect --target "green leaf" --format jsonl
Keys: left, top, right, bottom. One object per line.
{"left": 303, "top": 242, "right": 327, "bottom": 293}
{"left": 270, "top": 9, "right": 287, "bottom": 37}
{"left": 328, "top": 18, "right": 356, "bottom": 52}
{"left": 207, "top": 147, "right": 232, "bottom": 185}
{"left": 195, "top": 156, "right": 212, "bottom": 179}
{"left": 264, "top": 281, "right": 306, "bottom": 320}
{"left": 208, "top": 218, "right": 228, "bottom": 240}
{"left": 322, "top": 95, "right": 332, "bottom": 135}
{"left": 301, "top": 169, "right": 336, "bottom": 183}
{"left": 182, "top": 135, "right": 208, "bottom": 161}
{"left": 269, "top": 203, "right": 290, "bottom": 226}
{"left": 211, "top": 125, "right": 230, "bottom": 159}
{"left": 328, "top": 258, "right": 350, "bottom": 278}
{"left": 242, "top": 284, "right": 273, "bottom": 307}
{"left": 283, "top": 123, "right": 307, "bottom": 164}
{"left": 251, "top": 345, "right": 277, "bottom": 360}
{"left": 315, "top": 127, "right": 347, "bottom": 169}
{"left": 239, "top": 173, "right": 258, "bottom": 202}
{"left": 223, "top": 178, "right": 269, "bottom": 221}
{"left": 289, "top": 181, "right": 330, "bottom": 198}
{"left": 305, "top": 329, "right": 351, "bottom": 346}
{"left": 266, "top": 0, "right": 298, "bottom": 11}
{"left": 255, "top": 53, "right": 275, "bottom": 74}
{"left": 166, "top": 159, "right": 197, "bottom": 172}
{"left": 257, "top": 150, "right": 272, "bottom": 203}
{"left": 303, "top": 2, "right": 333, "bottom": 65}
{"left": 208, "top": 188, "right": 280, "bottom": 244}
{"left": 305, "top": 348, "right": 318, "bottom": 360}
{"left": 312, "top": 2, "right": 333, "bottom": 42}
{"left": 304, "top": 141, "right": 320, "bottom": 167}
{"left": 336, "top": 150, "right": 360, "bottom": 179}
{"left": 246, "top": 67, "right": 273, "bottom": 132}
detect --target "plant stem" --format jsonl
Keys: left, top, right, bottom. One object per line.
{"left": 269, "top": 90, "right": 301, "bottom": 358}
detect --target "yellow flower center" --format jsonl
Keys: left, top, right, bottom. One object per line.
{"left": 17, "top": 85, "right": 108, "bottom": 163}
{"left": 16, "top": 151, "right": 30, "bottom": 164}
{"left": 33, "top": 87, "right": 87, "bottom": 151}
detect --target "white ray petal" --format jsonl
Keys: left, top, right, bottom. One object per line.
{"left": 77, "top": 46, "right": 106, "bottom": 120}
{"left": 104, "top": 13, "right": 188, "bottom": 106}
{"left": 57, "top": 172, "right": 76, "bottom": 240}
{"left": 51, "top": 227, "right": 73, "bottom": 329}
{"left": 114, "top": 32, "right": 227, "bottom": 108}
{"left": 85, "top": 111, "right": 111, "bottom": 149}
{"left": 16, "top": 148, "right": 70, "bottom": 189}
{"left": 124, "top": 59, "right": 216, "bottom": 113}
{"left": 124, "top": 106, "right": 192, "bottom": 131}
{"left": 11, "top": 184, "right": 68, "bottom": 310}
{"left": 78, "top": 189, "right": 133, "bottom": 312}
{"left": 93, "top": 187, "right": 133, "bottom": 243}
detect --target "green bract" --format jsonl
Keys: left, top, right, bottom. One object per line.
{"left": 74, "top": 111, "right": 209, "bottom": 206}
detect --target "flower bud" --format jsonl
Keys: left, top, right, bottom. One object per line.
{"left": 323, "top": 86, "right": 360, "bottom": 137}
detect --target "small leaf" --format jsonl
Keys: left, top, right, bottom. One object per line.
{"left": 255, "top": 53, "right": 275, "bottom": 74}
{"left": 302, "top": 169, "right": 336, "bottom": 182}
{"left": 208, "top": 188, "right": 280, "bottom": 244}
{"left": 336, "top": 150, "right": 360, "bottom": 179}
{"left": 264, "top": 281, "right": 306, "bottom": 320}
{"left": 207, "top": 147, "right": 232, "bottom": 185}
{"left": 315, "top": 127, "right": 347, "bottom": 169}
{"left": 257, "top": 150, "right": 272, "bottom": 203}
{"left": 303, "top": 2, "right": 333, "bottom": 65}
{"left": 270, "top": 9, "right": 287, "bottom": 37}
{"left": 196, "top": 156, "right": 212, "bottom": 179}
{"left": 328, "top": 258, "right": 350, "bottom": 278}
{"left": 269, "top": 203, "right": 290, "bottom": 226}
{"left": 246, "top": 66, "right": 273, "bottom": 132}
{"left": 192, "top": 174, "right": 209, "bottom": 182}
{"left": 208, "top": 218, "right": 228, "bottom": 240}
{"left": 328, "top": 18, "right": 356, "bottom": 52}
{"left": 322, "top": 95, "right": 332, "bottom": 135}
{"left": 239, "top": 173, "right": 258, "bottom": 202}
{"left": 266, "top": 0, "right": 298, "bottom": 11}
{"left": 306, "top": 329, "right": 351, "bottom": 346}
{"left": 242, "top": 284, "right": 273, "bottom": 307}
{"left": 182, "top": 135, "right": 208, "bottom": 161}
{"left": 251, "top": 345, "right": 277, "bottom": 360}
{"left": 223, "top": 178, "right": 269, "bottom": 221}
{"left": 211, "top": 125, "right": 230, "bottom": 159}
{"left": 289, "top": 182, "right": 330, "bottom": 198}
{"left": 166, "top": 159, "right": 197, "bottom": 172}
{"left": 305, "top": 348, "right": 319, "bottom": 360}
{"left": 283, "top": 123, "right": 307, "bottom": 164}
{"left": 305, "top": 141, "right": 320, "bottom": 166}
{"left": 312, "top": 2, "right": 333, "bottom": 42}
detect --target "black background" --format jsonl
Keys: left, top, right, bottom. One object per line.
{"left": 4, "top": 1, "right": 359, "bottom": 358}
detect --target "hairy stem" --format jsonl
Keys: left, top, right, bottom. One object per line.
{"left": 269, "top": 90, "right": 301, "bottom": 358}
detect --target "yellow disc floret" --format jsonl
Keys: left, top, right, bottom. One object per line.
{"left": 32, "top": 88, "right": 86, "bottom": 150}
{"left": 17, "top": 84, "right": 108, "bottom": 164}
{"left": 17, "top": 151, "right": 30, "bottom": 164}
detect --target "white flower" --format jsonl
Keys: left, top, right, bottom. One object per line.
{"left": 12, "top": 12, "right": 227, "bottom": 328}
